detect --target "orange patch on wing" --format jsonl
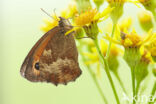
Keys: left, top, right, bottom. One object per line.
{"left": 33, "top": 29, "right": 59, "bottom": 61}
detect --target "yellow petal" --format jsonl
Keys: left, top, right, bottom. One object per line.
{"left": 65, "top": 27, "right": 80, "bottom": 35}
{"left": 103, "top": 33, "right": 121, "bottom": 45}
{"left": 124, "top": 38, "right": 133, "bottom": 47}
{"left": 94, "top": 6, "right": 114, "bottom": 20}
{"left": 140, "top": 45, "right": 145, "bottom": 55}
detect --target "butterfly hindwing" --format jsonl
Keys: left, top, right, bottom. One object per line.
{"left": 39, "top": 28, "right": 81, "bottom": 85}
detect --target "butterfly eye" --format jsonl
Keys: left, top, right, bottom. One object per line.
{"left": 35, "top": 62, "right": 40, "bottom": 70}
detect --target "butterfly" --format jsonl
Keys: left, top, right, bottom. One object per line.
{"left": 20, "top": 17, "right": 82, "bottom": 86}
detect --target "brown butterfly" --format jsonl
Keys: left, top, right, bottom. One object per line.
{"left": 20, "top": 17, "right": 82, "bottom": 86}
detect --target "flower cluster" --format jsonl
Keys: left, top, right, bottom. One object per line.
{"left": 40, "top": 0, "right": 156, "bottom": 104}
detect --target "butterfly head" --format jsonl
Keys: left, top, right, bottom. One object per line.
{"left": 58, "top": 17, "right": 73, "bottom": 31}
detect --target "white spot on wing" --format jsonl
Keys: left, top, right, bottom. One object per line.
{"left": 40, "top": 58, "right": 75, "bottom": 74}
{"left": 43, "top": 50, "right": 52, "bottom": 57}
{"left": 20, "top": 64, "right": 27, "bottom": 77}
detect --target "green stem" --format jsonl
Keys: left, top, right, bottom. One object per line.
{"left": 151, "top": 9, "right": 156, "bottom": 22}
{"left": 87, "top": 65, "right": 108, "bottom": 104}
{"left": 130, "top": 66, "right": 136, "bottom": 104}
{"left": 94, "top": 39, "right": 120, "bottom": 104}
{"left": 136, "top": 81, "right": 141, "bottom": 96}
{"left": 150, "top": 9, "right": 156, "bottom": 31}
{"left": 106, "top": 24, "right": 116, "bottom": 59}
{"left": 115, "top": 72, "right": 130, "bottom": 104}
{"left": 149, "top": 81, "right": 156, "bottom": 104}
{"left": 153, "top": 14, "right": 156, "bottom": 22}
{"left": 115, "top": 72, "right": 127, "bottom": 95}
{"left": 135, "top": 80, "right": 141, "bottom": 103}
{"left": 80, "top": 50, "right": 108, "bottom": 104}
{"left": 151, "top": 81, "right": 156, "bottom": 96}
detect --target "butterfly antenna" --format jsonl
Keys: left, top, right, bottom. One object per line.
{"left": 40, "top": 8, "right": 58, "bottom": 21}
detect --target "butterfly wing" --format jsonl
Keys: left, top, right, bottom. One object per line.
{"left": 39, "top": 27, "right": 81, "bottom": 85}
{"left": 20, "top": 26, "right": 81, "bottom": 85}
{"left": 20, "top": 27, "right": 60, "bottom": 82}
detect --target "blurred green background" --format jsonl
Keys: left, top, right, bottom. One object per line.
{"left": 0, "top": 0, "right": 154, "bottom": 104}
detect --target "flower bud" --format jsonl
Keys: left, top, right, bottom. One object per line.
{"left": 75, "top": 0, "right": 92, "bottom": 13}
{"left": 83, "top": 21, "right": 99, "bottom": 39}
{"left": 107, "top": 0, "right": 124, "bottom": 23}
{"left": 135, "top": 50, "right": 151, "bottom": 82}
{"left": 93, "top": 0, "right": 104, "bottom": 10}
{"left": 124, "top": 47, "right": 141, "bottom": 68}
{"left": 138, "top": 10, "right": 153, "bottom": 32}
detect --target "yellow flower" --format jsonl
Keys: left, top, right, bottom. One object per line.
{"left": 107, "top": 0, "right": 125, "bottom": 4}
{"left": 140, "top": 48, "right": 154, "bottom": 63}
{"left": 40, "top": 2, "right": 78, "bottom": 33}
{"left": 75, "top": 9, "right": 98, "bottom": 26}
{"left": 107, "top": 0, "right": 139, "bottom": 23}
{"left": 103, "top": 17, "right": 132, "bottom": 35}
{"left": 84, "top": 39, "right": 122, "bottom": 63}
{"left": 111, "top": 44, "right": 124, "bottom": 56}
{"left": 61, "top": 1, "right": 78, "bottom": 19}
{"left": 75, "top": 0, "right": 92, "bottom": 13}
{"left": 138, "top": 10, "right": 152, "bottom": 23}
{"left": 84, "top": 39, "right": 123, "bottom": 76}
{"left": 138, "top": 0, "right": 156, "bottom": 20}
{"left": 137, "top": 10, "right": 153, "bottom": 31}
{"left": 104, "top": 27, "right": 155, "bottom": 69}
{"left": 100, "top": 39, "right": 123, "bottom": 56}
{"left": 40, "top": 19, "right": 58, "bottom": 32}
{"left": 135, "top": 49, "right": 151, "bottom": 83}
{"left": 84, "top": 47, "right": 99, "bottom": 65}
{"left": 104, "top": 27, "right": 154, "bottom": 48}
{"left": 83, "top": 43, "right": 100, "bottom": 76}
{"left": 65, "top": 7, "right": 114, "bottom": 37}
{"left": 119, "top": 17, "right": 133, "bottom": 32}
{"left": 138, "top": 0, "right": 156, "bottom": 6}
{"left": 145, "top": 33, "right": 156, "bottom": 57}
{"left": 122, "top": 32, "right": 142, "bottom": 47}
{"left": 83, "top": 21, "right": 99, "bottom": 39}
{"left": 74, "top": 6, "right": 114, "bottom": 26}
